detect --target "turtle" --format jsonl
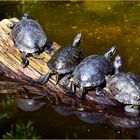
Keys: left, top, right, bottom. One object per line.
{"left": 39, "top": 33, "right": 84, "bottom": 84}
{"left": 105, "top": 55, "right": 140, "bottom": 115}
{"left": 68, "top": 46, "right": 116, "bottom": 98}
{"left": 11, "top": 13, "right": 53, "bottom": 67}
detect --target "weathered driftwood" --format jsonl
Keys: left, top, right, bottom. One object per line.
{"left": 0, "top": 18, "right": 140, "bottom": 125}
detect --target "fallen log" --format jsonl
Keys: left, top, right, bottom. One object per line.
{"left": 0, "top": 17, "right": 140, "bottom": 127}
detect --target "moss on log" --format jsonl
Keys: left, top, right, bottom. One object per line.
{"left": 0, "top": 18, "right": 140, "bottom": 127}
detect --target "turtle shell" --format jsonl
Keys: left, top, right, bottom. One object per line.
{"left": 12, "top": 18, "right": 47, "bottom": 53}
{"left": 47, "top": 46, "right": 83, "bottom": 74}
{"left": 106, "top": 72, "right": 140, "bottom": 105}
{"left": 72, "top": 55, "right": 114, "bottom": 87}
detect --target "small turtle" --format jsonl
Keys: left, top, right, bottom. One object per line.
{"left": 68, "top": 46, "right": 116, "bottom": 98}
{"left": 39, "top": 33, "right": 84, "bottom": 84}
{"left": 11, "top": 13, "right": 53, "bottom": 67}
{"left": 105, "top": 55, "right": 140, "bottom": 115}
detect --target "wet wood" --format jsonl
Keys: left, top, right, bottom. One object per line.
{"left": 0, "top": 18, "right": 139, "bottom": 123}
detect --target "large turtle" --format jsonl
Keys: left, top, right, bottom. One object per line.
{"left": 39, "top": 33, "right": 84, "bottom": 84}
{"left": 11, "top": 13, "right": 53, "bottom": 67}
{"left": 68, "top": 46, "right": 116, "bottom": 98}
{"left": 105, "top": 55, "right": 140, "bottom": 115}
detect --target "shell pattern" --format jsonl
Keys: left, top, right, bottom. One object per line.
{"left": 72, "top": 55, "right": 114, "bottom": 87}
{"left": 47, "top": 46, "right": 83, "bottom": 74}
{"left": 12, "top": 19, "right": 47, "bottom": 53}
{"left": 106, "top": 72, "right": 140, "bottom": 105}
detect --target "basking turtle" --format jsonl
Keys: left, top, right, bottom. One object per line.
{"left": 68, "top": 46, "right": 116, "bottom": 98}
{"left": 105, "top": 55, "right": 140, "bottom": 115}
{"left": 39, "top": 33, "right": 84, "bottom": 84}
{"left": 11, "top": 13, "right": 53, "bottom": 67}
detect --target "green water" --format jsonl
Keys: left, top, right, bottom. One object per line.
{"left": 0, "top": 1, "right": 140, "bottom": 139}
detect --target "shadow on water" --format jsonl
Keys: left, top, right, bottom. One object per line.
{"left": 0, "top": 1, "right": 140, "bottom": 139}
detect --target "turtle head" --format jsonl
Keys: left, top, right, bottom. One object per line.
{"left": 104, "top": 46, "right": 116, "bottom": 59}
{"left": 114, "top": 55, "right": 122, "bottom": 74}
{"left": 72, "top": 33, "right": 82, "bottom": 48}
{"left": 21, "top": 13, "right": 29, "bottom": 20}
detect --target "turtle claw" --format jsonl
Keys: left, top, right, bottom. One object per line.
{"left": 21, "top": 52, "right": 29, "bottom": 68}
{"left": 21, "top": 57, "right": 29, "bottom": 68}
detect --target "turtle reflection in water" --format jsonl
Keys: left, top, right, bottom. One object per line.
{"left": 39, "top": 33, "right": 84, "bottom": 84}
{"left": 50, "top": 105, "right": 74, "bottom": 116}
{"left": 14, "top": 89, "right": 47, "bottom": 112}
{"left": 14, "top": 96, "right": 46, "bottom": 112}
{"left": 11, "top": 13, "right": 53, "bottom": 67}
{"left": 105, "top": 55, "right": 140, "bottom": 115}
{"left": 74, "top": 111, "right": 104, "bottom": 124}
{"left": 105, "top": 114, "right": 140, "bottom": 128}
{"left": 65, "top": 46, "right": 116, "bottom": 98}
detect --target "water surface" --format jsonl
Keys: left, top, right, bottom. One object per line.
{"left": 0, "top": 1, "right": 140, "bottom": 139}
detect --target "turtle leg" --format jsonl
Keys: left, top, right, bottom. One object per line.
{"left": 71, "top": 82, "right": 75, "bottom": 93}
{"left": 79, "top": 86, "right": 85, "bottom": 99}
{"left": 32, "top": 52, "right": 44, "bottom": 59}
{"left": 21, "top": 52, "right": 29, "bottom": 68}
{"left": 124, "top": 104, "right": 139, "bottom": 115}
{"left": 44, "top": 40, "right": 54, "bottom": 54}
{"left": 67, "top": 81, "right": 75, "bottom": 94}
{"left": 95, "top": 87, "right": 105, "bottom": 96}
{"left": 55, "top": 74, "right": 62, "bottom": 85}
{"left": 60, "top": 74, "right": 71, "bottom": 87}
{"left": 38, "top": 69, "right": 53, "bottom": 84}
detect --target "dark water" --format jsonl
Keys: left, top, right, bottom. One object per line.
{"left": 0, "top": 1, "right": 140, "bottom": 139}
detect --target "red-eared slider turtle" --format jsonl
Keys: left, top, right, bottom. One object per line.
{"left": 105, "top": 55, "right": 140, "bottom": 115}
{"left": 11, "top": 13, "right": 53, "bottom": 67}
{"left": 39, "top": 33, "right": 84, "bottom": 84}
{"left": 68, "top": 46, "right": 116, "bottom": 98}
